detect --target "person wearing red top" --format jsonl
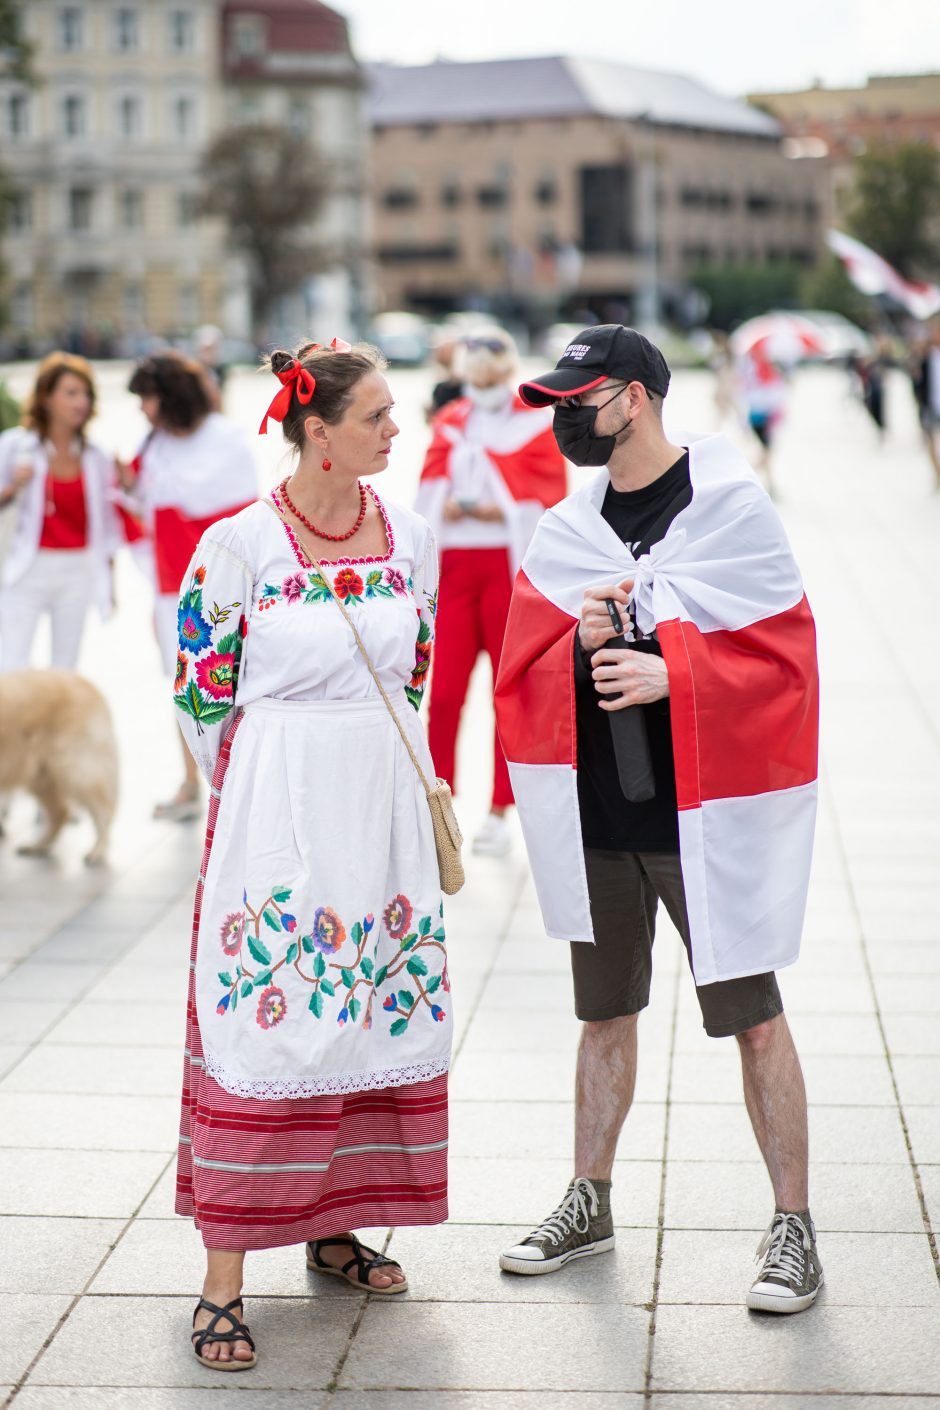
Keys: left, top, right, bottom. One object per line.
{"left": 415, "top": 329, "right": 567, "bottom": 856}
{"left": 0, "top": 352, "right": 121, "bottom": 670}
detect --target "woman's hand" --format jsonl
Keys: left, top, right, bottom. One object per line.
{"left": 591, "top": 649, "right": 669, "bottom": 711}
{"left": 10, "top": 461, "right": 34, "bottom": 490}
{"left": 442, "top": 498, "right": 465, "bottom": 523}
{"left": 471, "top": 502, "right": 505, "bottom": 523}
{"left": 578, "top": 578, "right": 634, "bottom": 654}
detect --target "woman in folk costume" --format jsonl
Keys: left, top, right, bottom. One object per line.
{"left": 415, "top": 329, "right": 566, "bottom": 856}
{"left": 0, "top": 352, "right": 123, "bottom": 669}
{"left": 121, "top": 351, "right": 258, "bottom": 819}
{"left": 177, "top": 339, "right": 451, "bottom": 1371}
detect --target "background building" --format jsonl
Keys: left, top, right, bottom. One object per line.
{"left": 368, "top": 56, "right": 828, "bottom": 328}
{"left": 0, "top": 0, "right": 367, "bottom": 355}
{"left": 749, "top": 72, "right": 940, "bottom": 221}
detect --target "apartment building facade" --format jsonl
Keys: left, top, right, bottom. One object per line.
{"left": 369, "top": 58, "right": 828, "bottom": 325}
{"left": 0, "top": 0, "right": 366, "bottom": 353}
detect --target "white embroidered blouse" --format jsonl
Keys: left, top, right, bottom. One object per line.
{"left": 174, "top": 489, "right": 438, "bottom": 781}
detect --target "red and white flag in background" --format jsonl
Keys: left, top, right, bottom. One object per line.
{"left": 494, "top": 433, "right": 819, "bottom": 986}
{"left": 827, "top": 229, "right": 940, "bottom": 322}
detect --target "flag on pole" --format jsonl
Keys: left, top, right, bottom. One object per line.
{"left": 827, "top": 229, "right": 940, "bottom": 321}
{"left": 494, "top": 434, "right": 819, "bottom": 986}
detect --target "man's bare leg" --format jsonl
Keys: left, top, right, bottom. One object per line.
{"left": 736, "top": 1013, "right": 809, "bottom": 1211}
{"left": 574, "top": 1013, "right": 638, "bottom": 1179}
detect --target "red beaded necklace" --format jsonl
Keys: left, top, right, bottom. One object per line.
{"left": 278, "top": 478, "right": 368, "bottom": 542}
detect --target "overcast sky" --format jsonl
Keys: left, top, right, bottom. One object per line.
{"left": 338, "top": 0, "right": 940, "bottom": 98}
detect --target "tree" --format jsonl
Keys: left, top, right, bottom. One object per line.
{"left": 200, "top": 124, "right": 335, "bottom": 335}
{"left": 688, "top": 261, "right": 803, "bottom": 331}
{"left": 798, "top": 255, "right": 872, "bottom": 327}
{"left": 0, "top": 1, "right": 36, "bottom": 332}
{"left": 845, "top": 142, "right": 940, "bottom": 279}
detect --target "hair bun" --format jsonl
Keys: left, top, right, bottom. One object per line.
{"left": 269, "top": 349, "right": 296, "bottom": 376}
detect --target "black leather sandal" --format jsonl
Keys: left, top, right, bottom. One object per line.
{"left": 191, "top": 1296, "right": 257, "bottom": 1371}
{"left": 306, "top": 1235, "right": 408, "bottom": 1294}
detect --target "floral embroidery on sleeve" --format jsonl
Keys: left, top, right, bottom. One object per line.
{"left": 406, "top": 528, "right": 439, "bottom": 711}
{"left": 175, "top": 560, "right": 246, "bottom": 733}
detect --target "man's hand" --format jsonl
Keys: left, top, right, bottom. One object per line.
{"left": 578, "top": 578, "right": 634, "bottom": 654}
{"left": 591, "top": 648, "right": 669, "bottom": 711}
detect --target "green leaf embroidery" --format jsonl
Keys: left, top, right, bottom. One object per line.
{"left": 389, "top": 1017, "right": 408, "bottom": 1036}
{"left": 247, "top": 935, "right": 272, "bottom": 966}
{"left": 313, "top": 952, "right": 326, "bottom": 978}
{"left": 216, "top": 630, "right": 239, "bottom": 656}
{"left": 320, "top": 978, "right": 336, "bottom": 997}
{"left": 433, "top": 928, "right": 446, "bottom": 942}
{"left": 426, "top": 974, "right": 442, "bottom": 994}
{"left": 400, "top": 933, "right": 418, "bottom": 951}
{"left": 285, "top": 941, "right": 299, "bottom": 965}
{"left": 351, "top": 921, "right": 363, "bottom": 946}
{"left": 255, "top": 969, "right": 273, "bottom": 986}
{"left": 397, "top": 989, "right": 416, "bottom": 1008}
{"left": 340, "top": 967, "right": 355, "bottom": 989}
{"left": 419, "top": 915, "right": 432, "bottom": 936}
{"left": 406, "top": 955, "right": 428, "bottom": 977}
{"left": 241, "top": 979, "right": 253, "bottom": 997}
{"left": 348, "top": 996, "right": 361, "bottom": 1022}
{"left": 272, "top": 888, "right": 292, "bottom": 903}
{"left": 218, "top": 971, "right": 233, "bottom": 987}
{"left": 231, "top": 986, "right": 238, "bottom": 1011}
{"left": 302, "top": 934, "right": 315, "bottom": 954}
{"left": 374, "top": 964, "right": 388, "bottom": 986}
{"left": 262, "top": 909, "right": 280, "bottom": 932}
{"left": 360, "top": 957, "right": 374, "bottom": 979}
{"left": 309, "top": 990, "right": 324, "bottom": 1018}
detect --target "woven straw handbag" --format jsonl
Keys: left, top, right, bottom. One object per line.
{"left": 265, "top": 500, "right": 465, "bottom": 895}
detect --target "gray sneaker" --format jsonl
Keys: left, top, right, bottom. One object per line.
{"left": 499, "top": 1176, "right": 615, "bottom": 1276}
{"left": 747, "top": 1210, "right": 824, "bottom": 1313}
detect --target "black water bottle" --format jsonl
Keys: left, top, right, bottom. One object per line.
{"left": 602, "top": 599, "right": 656, "bottom": 803}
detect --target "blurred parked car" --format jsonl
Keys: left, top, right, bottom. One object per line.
{"left": 370, "top": 312, "right": 431, "bottom": 367}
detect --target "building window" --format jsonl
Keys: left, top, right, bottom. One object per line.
{"left": 9, "top": 192, "right": 32, "bottom": 231}
{"left": 173, "top": 96, "right": 195, "bottom": 140}
{"left": 178, "top": 283, "right": 199, "bottom": 328}
{"left": 579, "top": 165, "right": 633, "bottom": 253}
{"left": 118, "top": 95, "right": 142, "bottom": 139}
{"left": 235, "top": 95, "right": 263, "bottom": 124}
{"left": 287, "top": 98, "right": 309, "bottom": 135}
{"left": 230, "top": 14, "right": 265, "bottom": 58}
{"left": 169, "top": 9, "right": 195, "bottom": 53}
{"left": 8, "top": 93, "right": 29, "bottom": 139}
{"left": 58, "top": 6, "right": 84, "bottom": 52}
{"left": 440, "top": 182, "right": 462, "bottom": 208}
{"left": 745, "top": 192, "right": 776, "bottom": 215}
{"left": 178, "top": 192, "right": 199, "bottom": 227}
{"left": 63, "top": 95, "right": 87, "bottom": 139}
{"left": 68, "top": 187, "right": 94, "bottom": 232}
{"left": 119, "top": 189, "right": 143, "bottom": 229}
{"left": 123, "top": 281, "right": 144, "bottom": 325}
{"left": 535, "top": 176, "right": 558, "bottom": 205}
{"left": 382, "top": 187, "right": 419, "bottom": 211}
{"left": 114, "top": 7, "right": 139, "bottom": 51}
{"left": 476, "top": 185, "right": 508, "bottom": 209}
{"left": 12, "top": 283, "right": 33, "bottom": 329}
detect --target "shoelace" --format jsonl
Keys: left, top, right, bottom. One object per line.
{"left": 530, "top": 1178, "right": 599, "bottom": 1244}
{"left": 754, "top": 1212, "right": 811, "bottom": 1283}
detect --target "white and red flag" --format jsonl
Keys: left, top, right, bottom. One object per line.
{"left": 494, "top": 433, "right": 819, "bottom": 986}
{"left": 827, "top": 229, "right": 940, "bottom": 322}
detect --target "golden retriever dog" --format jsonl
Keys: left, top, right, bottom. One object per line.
{"left": 0, "top": 669, "right": 118, "bottom": 865}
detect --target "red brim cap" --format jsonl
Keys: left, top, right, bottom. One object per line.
{"left": 518, "top": 372, "right": 608, "bottom": 407}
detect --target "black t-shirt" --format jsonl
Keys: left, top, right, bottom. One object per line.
{"left": 574, "top": 452, "right": 692, "bottom": 853}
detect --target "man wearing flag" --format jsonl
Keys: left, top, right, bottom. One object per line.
{"left": 494, "top": 325, "right": 822, "bottom": 1313}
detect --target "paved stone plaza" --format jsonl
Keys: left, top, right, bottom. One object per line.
{"left": 1, "top": 360, "right": 939, "bottom": 1406}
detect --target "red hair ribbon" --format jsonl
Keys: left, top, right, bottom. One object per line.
{"left": 259, "top": 359, "right": 316, "bottom": 436}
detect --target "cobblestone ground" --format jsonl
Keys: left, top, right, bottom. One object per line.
{"left": 1, "top": 361, "right": 939, "bottom": 1407}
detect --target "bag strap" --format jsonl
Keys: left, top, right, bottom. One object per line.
{"left": 264, "top": 496, "right": 434, "bottom": 798}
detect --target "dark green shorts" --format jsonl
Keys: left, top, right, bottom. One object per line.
{"left": 571, "top": 848, "right": 783, "bottom": 1038}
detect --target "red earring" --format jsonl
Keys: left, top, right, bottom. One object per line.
{"left": 321, "top": 457, "right": 331, "bottom": 472}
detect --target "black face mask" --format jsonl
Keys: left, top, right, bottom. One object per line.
{"left": 553, "top": 385, "right": 631, "bottom": 466}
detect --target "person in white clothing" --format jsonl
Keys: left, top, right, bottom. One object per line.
{"left": 122, "top": 351, "right": 259, "bottom": 820}
{"left": 415, "top": 329, "right": 566, "bottom": 856}
{"left": 0, "top": 352, "right": 122, "bottom": 670}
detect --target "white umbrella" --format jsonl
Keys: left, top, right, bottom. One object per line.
{"left": 730, "top": 313, "right": 827, "bottom": 363}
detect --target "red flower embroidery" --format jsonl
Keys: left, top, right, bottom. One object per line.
{"left": 333, "top": 568, "right": 364, "bottom": 600}
{"left": 256, "top": 985, "right": 287, "bottom": 1030}
{"left": 281, "top": 572, "right": 307, "bottom": 604}
{"left": 174, "top": 651, "right": 187, "bottom": 694}
{"left": 219, "top": 911, "right": 245, "bottom": 956}
{"left": 193, "top": 565, "right": 206, "bottom": 585}
{"left": 383, "top": 893, "right": 413, "bottom": 940}
{"left": 195, "top": 650, "right": 235, "bottom": 700}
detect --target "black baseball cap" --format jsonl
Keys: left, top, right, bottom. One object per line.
{"left": 519, "top": 324, "right": 671, "bottom": 407}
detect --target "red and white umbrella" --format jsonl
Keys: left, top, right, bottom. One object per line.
{"left": 730, "top": 313, "right": 827, "bottom": 363}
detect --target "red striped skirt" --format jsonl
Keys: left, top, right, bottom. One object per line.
{"left": 175, "top": 713, "right": 449, "bottom": 1251}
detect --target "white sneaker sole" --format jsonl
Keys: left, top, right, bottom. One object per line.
{"left": 747, "top": 1273, "right": 823, "bottom": 1314}
{"left": 499, "top": 1234, "right": 615, "bottom": 1276}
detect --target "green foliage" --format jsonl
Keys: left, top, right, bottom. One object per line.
{"left": 845, "top": 142, "right": 940, "bottom": 279}
{"left": 0, "top": 1, "right": 35, "bottom": 82}
{"left": 688, "top": 262, "right": 804, "bottom": 331}
{"left": 798, "top": 255, "right": 872, "bottom": 327}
